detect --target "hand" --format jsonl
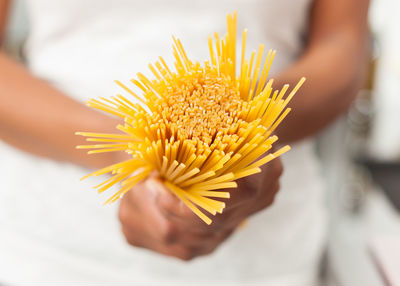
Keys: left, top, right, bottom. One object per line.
{"left": 118, "top": 157, "right": 283, "bottom": 261}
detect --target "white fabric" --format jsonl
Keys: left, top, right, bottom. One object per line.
{"left": 369, "top": 0, "right": 400, "bottom": 160}
{"left": 0, "top": 0, "right": 327, "bottom": 285}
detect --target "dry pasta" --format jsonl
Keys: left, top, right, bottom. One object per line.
{"left": 76, "top": 12, "right": 305, "bottom": 225}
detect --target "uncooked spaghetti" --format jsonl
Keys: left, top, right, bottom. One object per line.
{"left": 76, "top": 12, "right": 305, "bottom": 225}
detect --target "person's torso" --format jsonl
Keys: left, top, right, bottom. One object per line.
{"left": 25, "top": 0, "right": 310, "bottom": 101}
{"left": 0, "top": 1, "right": 327, "bottom": 285}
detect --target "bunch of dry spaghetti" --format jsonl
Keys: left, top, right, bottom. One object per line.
{"left": 76, "top": 12, "right": 305, "bottom": 225}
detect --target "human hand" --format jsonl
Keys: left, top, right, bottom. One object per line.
{"left": 118, "top": 157, "right": 283, "bottom": 261}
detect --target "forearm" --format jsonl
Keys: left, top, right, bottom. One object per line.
{"left": 0, "top": 0, "right": 9, "bottom": 46}
{"left": 273, "top": 0, "right": 369, "bottom": 144}
{"left": 274, "top": 34, "right": 367, "bottom": 143}
{"left": 0, "top": 52, "right": 121, "bottom": 169}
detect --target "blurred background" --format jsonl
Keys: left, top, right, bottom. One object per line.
{"left": 2, "top": 0, "right": 400, "bottom": 285}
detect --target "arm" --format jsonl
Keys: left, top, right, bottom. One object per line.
{"left": 0, "top": 1, "right": 121, "bottom": 169}
{"left": 118, "top": 0, "right": 370, "bottom": 260}
{"left": 0, "top": 0, "right": 10, "bottom": 45}
{"left": 1, "top": 1, "right": 280, "bottom": 262}
{"left": 275, "top": 0, "right": 370, "bottom": 143}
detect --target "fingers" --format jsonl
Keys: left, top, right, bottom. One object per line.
{"left": 172, "top": 228, "right": 234, "bottom": 260}
{"left": 223, "top": 161, "right": 280, "bottom": 211}
{"left": 147, "top": 155, "right": 282, "bottom": 224}
{"left": 259, "top": 156, "right": 283, "bottom": 183}
{"left": 120, "top": 175, "right": 225, "bottom": 235}
{"left": 148, "top": 157, "right": 282, "bottom": 230}
{"left": 118, "top": 156, "right": 283, "bottom": 262}
{"left": 147, "top": 177, "right": 193, "bottom": 218}
{"left": 250, "top": 158, "right": 282, "bottom": 213}
{"left": 153, "top": 231, "right": 224, "bottom": 261}
{"left": 119, "top": 175, "right": 238, "bottom": 260}
{"left": 147, "top": 177, "right": 217, "bottom": 230}
{"left": 119, "top": 187, "right": 235, "bottom": 261}
{"left": 251, "top": 180, "right": 280, "bottom": 214}
{"left": 222, "top": 177, "right": 259, "bottom": 210}
{"left": 119, "top": 188, "right": 174, "bottom": 245}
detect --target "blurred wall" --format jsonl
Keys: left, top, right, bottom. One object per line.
{"left": 368, "top": 0, "right": 400, "bottom": 161}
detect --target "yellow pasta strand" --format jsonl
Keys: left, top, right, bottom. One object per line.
{"left": 77, "top": 12, "right": 304, "bottom": 224}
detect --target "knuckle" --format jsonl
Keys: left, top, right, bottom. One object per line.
{"left": 273, "top": 159, "right": 284, "bottom": 178}
{"left": 191, "top": 239, "right": 222, "bottom": 257}
{"left": 218, "top": 229, "right": 234, "bottom": 241}
{"left": 274, "top": 181, "right": 280, "bottom": 193}
{"left": 246, "top": 187, "right": 259, "bottom": 202}
{"left": 160, "top": 221, "right": 178, "bottom": 244}
{"left": 180, "top": 203, "right": 197, "bottom": 218}
{"left": 239, "top": 180, "right": 258, "bottom": 199}
{"left": 261, "top": 182, "right": 280, "bottom": 208}
{"left": 247, "top": 183, "right": 259, "bottom": 197}
{"left": 202, "top": 244, "right": 219, "bottom": 256}
{"left": 265, "top": 195, "right": 275, "bottom": 207}
{"left": 178, "top": 248, "right": 197, "bottom": 261}
{"left": 126, "top": 237, "right": 141, "bottom": 247}
{"left": 158, "top": 194, "right": 179, "bottom": 215}
{"left": 121, "top": 227, "right": 141, "bottom": 247}
{"left": 118, "top": 203, "right": 129, "bottom": 224}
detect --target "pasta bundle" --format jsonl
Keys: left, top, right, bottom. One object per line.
{"left": 76, "top": 12, "right": 305, "bottom": 225}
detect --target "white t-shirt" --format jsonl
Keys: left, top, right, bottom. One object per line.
{"left": 0, "top": 0, "right": 327, "bottom": 285}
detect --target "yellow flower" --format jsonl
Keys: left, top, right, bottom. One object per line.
{"left": 76, "top": 12, "right": 305, "bottom": 225}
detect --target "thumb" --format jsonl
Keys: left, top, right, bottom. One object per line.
{"left": 145, "top": 178, "right": 185, "bottom": 215}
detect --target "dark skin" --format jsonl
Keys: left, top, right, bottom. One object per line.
{"left": 0, "top": 0, "right": 369, "bottom": 261}
{"left": 119, "top": 162, "right": 282, "bottom": 260}
{"left": 274, "top": 0, "right": 370, "bottom": 142}
{"left": 119, "top": 0, "right": 369, "bottom": 260}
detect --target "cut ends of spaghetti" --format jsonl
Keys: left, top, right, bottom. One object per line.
{"left": 77, "top": 11, "right": 305, "bottom": 224}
